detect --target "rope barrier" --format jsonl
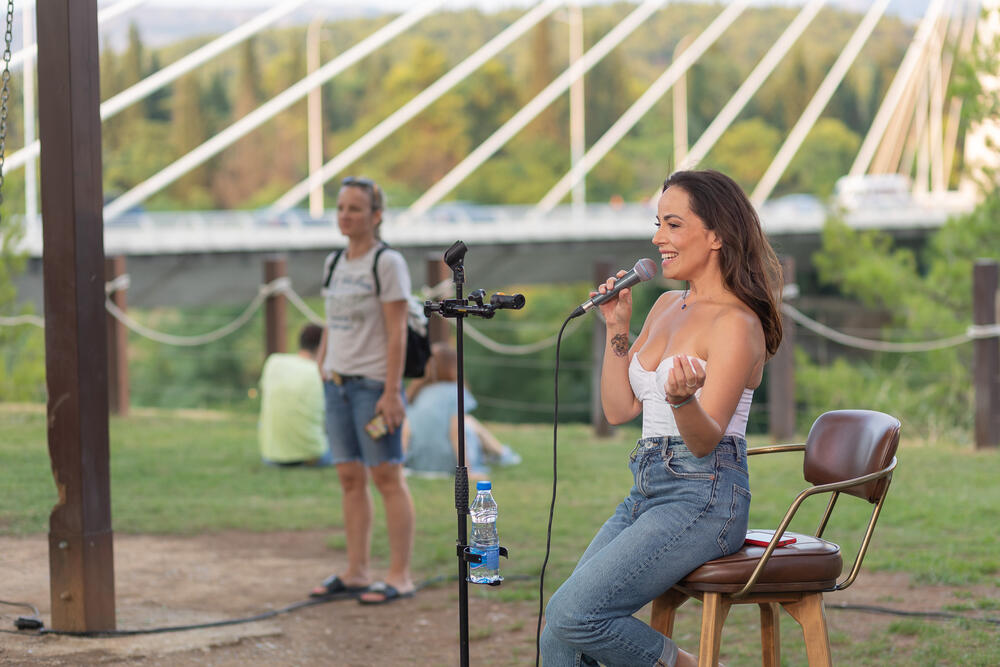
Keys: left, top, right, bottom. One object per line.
{"left": 0, "top": 313, "right": 43, "bottom": 327}
{"left": 278, "top": 283, "right": 323, "bottom": 326}
{"left": 780, "top": 302, "right": 997, "bottom": 352}
{"left": 452, "top": 316, "right": 587, "bottom": 355}
{"left": 102, "top": 278, "right": 289, "bottom": 347}
{"left": 3, "top": 276, "right": 999, "bottom": 357}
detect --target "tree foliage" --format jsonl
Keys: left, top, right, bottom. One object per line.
{"left": 796, "top": 191, "right": 1000, "bottom": 439}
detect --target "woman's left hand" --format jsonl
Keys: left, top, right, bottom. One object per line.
{"left": 664, "top": 355, "right": 705, "bottom": 404}
{"left": 375, "top": 392, "right": 406, "bottom": 433}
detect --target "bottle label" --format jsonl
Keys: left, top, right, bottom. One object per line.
{"left": 470, "top": 546, "right": 499, "bottom": 571}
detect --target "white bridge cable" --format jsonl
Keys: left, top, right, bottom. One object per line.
{"left": 4, "top": 0, "right": 311, "bottom": 177}
{"left": 103, "top": 0, "right": 446, "bottom": 222}
{"left": 849, "top": 0, "right": 947, "bottom": 178}
{"left": 751, "top": 0, "right": 891, "bottom": 206}
{"left": 407, "top": 0, "right": 670, "bottom": 217}
{"left": 533, "top": 0, "right": 748, "bottom": 216}
{"left": 675, "top": 0, "right": 826, "bottom": 173}
{"left": 269, "top": 0, "right": 565, "bottom": 214}
{"left": 7, "top": 0, "right": 149, "bottom": 72}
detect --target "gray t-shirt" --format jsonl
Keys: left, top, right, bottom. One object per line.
{"left": 321, "top": 244, "right": 410, "bottom": 381}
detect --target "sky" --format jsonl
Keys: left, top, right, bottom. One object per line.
{"left": 132, "top": 0, "right": 940, "bottom": 23}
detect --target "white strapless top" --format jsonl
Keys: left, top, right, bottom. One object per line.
{"left": 628, "top": 355, "right": 753, "bottom": 439}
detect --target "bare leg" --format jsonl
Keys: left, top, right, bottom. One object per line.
{"left": 336, "top": 461, "right": 373, "bottom": 587}
{"left": 365, "top": 461, "right": 415, "bottom": 595}
{"left": 467, "top": 416, "right": 504, "bottom": 456}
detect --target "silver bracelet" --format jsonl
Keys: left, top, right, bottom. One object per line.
{"left": 668, "top": 395, "right": 696, "bottom": 409}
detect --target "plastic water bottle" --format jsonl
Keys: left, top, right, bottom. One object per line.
{"left": 469, "top": 480, "right": 501, "bottom": 584}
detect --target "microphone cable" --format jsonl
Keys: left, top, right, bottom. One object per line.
{"left": 535, "top": 314, "right": 574, "bottom": 667}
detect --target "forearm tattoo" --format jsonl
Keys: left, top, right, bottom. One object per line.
{"left": 611, "top": 333, "right": 629, "bottom": 358}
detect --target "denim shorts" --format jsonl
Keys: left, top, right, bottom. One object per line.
{"left": 324, "top": 376, "right": 404, "bottom": 466}
{"left": 541, "top": 435, "right": 750, "bottom": 666}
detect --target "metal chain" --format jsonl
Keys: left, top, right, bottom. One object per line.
{"left": 0, "top": 0, "right": 13, "bottom": 212}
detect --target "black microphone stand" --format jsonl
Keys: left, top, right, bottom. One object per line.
{"left": 423, "top": 241, "right": 524, "bottom": 667}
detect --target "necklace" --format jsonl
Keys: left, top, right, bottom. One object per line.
{"left": 681, "top": 289, "right": 689, "bottom": 310}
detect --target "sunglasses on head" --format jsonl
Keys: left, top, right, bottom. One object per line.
{"left": 341, "top": 176, "right": 376, "bottom": 189}
{"left": 341, "top": 176, "right": 383, "bottom": 210}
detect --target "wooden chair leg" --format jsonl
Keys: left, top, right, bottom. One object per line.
{"left": 697, "top": 592, "right": 731, "bottom": 667}
{"left": 651, "top": 588, "right": 689, "bottom": 637}
{"left": 759, "top": 602, "right": 781, "bottom": 667}
{"left": 783, "top": 593, "right": 832, "bottom": 667}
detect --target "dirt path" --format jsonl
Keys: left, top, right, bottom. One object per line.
{"left": 0, "top": 531, "right": 988, "bottom": 665}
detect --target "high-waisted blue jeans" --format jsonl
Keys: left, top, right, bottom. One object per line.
{"left": 541, "top": 435, "right": 750, "bottom": 667}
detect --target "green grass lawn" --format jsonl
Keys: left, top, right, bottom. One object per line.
{"left": 2, "top": 404, "right": 998, "bottom": 665}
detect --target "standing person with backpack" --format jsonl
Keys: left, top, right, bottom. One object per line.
{"left": 310, "top": 176, "right": 416, "bottom": 605}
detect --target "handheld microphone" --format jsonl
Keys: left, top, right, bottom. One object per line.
{"left": 570, "top": 258, "right": 658, "bottom": 319}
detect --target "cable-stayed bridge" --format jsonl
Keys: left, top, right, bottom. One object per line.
{"left": 6, "top": 0, "right": 992, "bottom": 306}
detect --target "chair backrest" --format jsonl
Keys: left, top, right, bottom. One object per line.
{"left": 803, "top": 409, "right": 901, "bottom": 502}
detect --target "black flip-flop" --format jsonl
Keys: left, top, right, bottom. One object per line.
{"left": 357, "top": 581, "right": 415, "bottom": 605}
{"left": 309, "top": 574, "right": 370, "bottom": 599}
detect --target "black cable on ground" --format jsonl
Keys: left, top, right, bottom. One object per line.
{"left": 4, "top": 573, "right": 540, "bottom": 638}
{"left": 0, "top": 599, "right": 43, "bottom": 632}
{"left": 37, "top": 596, "right": 330, "bottom": 637}
{"left": 827, "top": 602, "right": 1000, "bottom": 625}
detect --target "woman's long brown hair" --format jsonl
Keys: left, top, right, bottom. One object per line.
{"left": 663, "top": 170, "right": 784, "bottom": 356}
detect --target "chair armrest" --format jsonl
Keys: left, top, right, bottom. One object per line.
{"left": 748, "top": 443, "right": 805, "bottom": 456}
{"left": 732, "top": 455, "right": 898, "bottom": 599}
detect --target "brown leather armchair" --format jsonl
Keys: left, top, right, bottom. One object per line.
{"left": 650, "top": 409, "right": 901, "bottom": 666}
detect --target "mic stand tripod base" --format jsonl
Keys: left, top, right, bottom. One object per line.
{"left": 459, "top": 545, "right": 509, "bottom": 586}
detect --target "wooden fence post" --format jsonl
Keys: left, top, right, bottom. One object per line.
{"left": 426, "top": 253, "right": 450, "bottom": 345}
{"left": 973, "top": 259, "right": 999, "bottom": 449}
{"left": 105, "top": 256, "right": 129, "bottom": 416}
{"left": 769, "top": 256, "right": 796, "bottom": 441}
{"left": 264, "top": 256, "right": 287, "bottom": 357}
{"left": 38, "top": 0, "right": 116, "bottom": 631}
{"left": 592, "top": 259, "right": 614, "bottom": 437}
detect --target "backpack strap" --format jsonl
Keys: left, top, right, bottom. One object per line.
{"left": 325, "top": 243, "right": 390, "bottom": 295}
{"left": 322, "top": 248, "right": 345, "bottom": 288}
{"left": 371, "top": 242, "right": 390, "bottom": 297}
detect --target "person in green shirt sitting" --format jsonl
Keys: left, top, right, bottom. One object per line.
{"left": 258, "top": 323, "right": 333, "bottom": 467}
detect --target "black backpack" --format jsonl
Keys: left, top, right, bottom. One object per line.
{"left": 323, "top": 243, "right": 432, "bottom": 379}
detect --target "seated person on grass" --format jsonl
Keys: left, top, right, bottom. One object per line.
{"left": 402, "top": 343, "right": 520, "bottom": 480}
{"left": 258, "top": 323, "right": 333, "bottom": 467}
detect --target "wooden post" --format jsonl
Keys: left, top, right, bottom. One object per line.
{"left": 37, "top": 0, "right": 116, "bottom": 631}
{"left": 591, "top": 259, "right": 614, "bottom": 437}
{"left": 105, "top": 256, "right": 129, "bottom": 416}
{"left": 769, "top": 256, "right": 796, "bottom": 441}
{"left": 264, "top": 256, "right": 287, "bottom": 356}
{"left": 426, "top": 253, "right": 450, "bottom": 345}
{"left": 973, "top": 259, "right": 999, "bottom": 449}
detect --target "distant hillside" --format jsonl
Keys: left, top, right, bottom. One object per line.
{"left": 98, "top": 0, "right": 933, "bottom": 50}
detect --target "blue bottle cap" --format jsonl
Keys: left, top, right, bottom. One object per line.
{"left": 476, "top": 480, "right": 492, "bottom": 490}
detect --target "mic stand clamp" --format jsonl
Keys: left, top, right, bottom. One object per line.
{"left": 423, "top": 241, "right": 524, "bottom": 666}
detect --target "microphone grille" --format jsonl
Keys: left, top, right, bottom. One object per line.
{"left": 633, "top": 258, "right": 658, "bottom": 281}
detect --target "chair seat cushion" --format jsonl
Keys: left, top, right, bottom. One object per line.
{"left": 678, "top": 531, "right": 843, "bottom": 593}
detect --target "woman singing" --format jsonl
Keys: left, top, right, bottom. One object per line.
{"left": 541, "top": 170, "right": 783, "bottom": 666}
